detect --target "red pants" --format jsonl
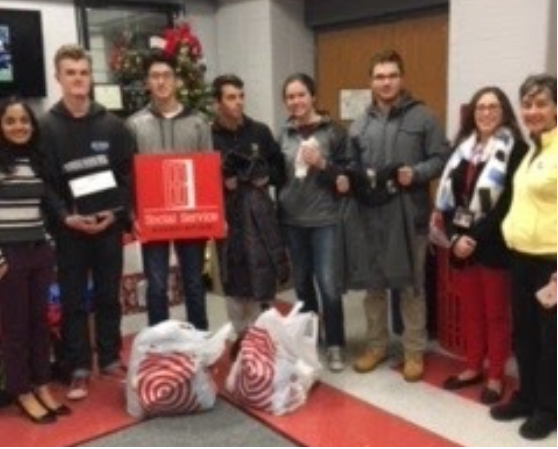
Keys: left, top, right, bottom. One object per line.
{"left": 456, "top": 264, "right": 511, "bottom": 380}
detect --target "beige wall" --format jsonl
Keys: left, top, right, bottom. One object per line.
{"left": 548, "top": 0, "right": 557, "bottom": 75}
{"left": 447, "top": 0, "right": 554, "bottom": 137}
{"left": 270, "top": 0, "right": 315, "bottom": 132}
{"left": 214, "top": 0, "right": 313, "bottom": 132}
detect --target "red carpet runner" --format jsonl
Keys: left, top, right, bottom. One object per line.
{"left": 1, "top": 332, "right": 508, "bottom": 446}
{"left": 0, "top": 375, "right": 137, "bottom": 447}
{"left": 212, "top": 351, "right": 461, "bottom": 447}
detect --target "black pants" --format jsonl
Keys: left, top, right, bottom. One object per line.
{"left": 55, "top": 225, "right": 123, "bottom": 374}
{"left": 509, "top": 252, "right": 556, "bottom": 416}
{"left": 0, "top": 242, "right": 54, "bottom": 395}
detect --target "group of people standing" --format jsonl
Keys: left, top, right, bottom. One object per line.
{"left": 0, "top": 42, "right": 555, "bottom": 441}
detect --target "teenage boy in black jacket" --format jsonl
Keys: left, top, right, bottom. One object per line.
{"left": 40, "top": 44, "right": 134, "bottom": 401}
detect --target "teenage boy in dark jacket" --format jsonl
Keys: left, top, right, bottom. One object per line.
{"left": 40, "top": 44, "right": 134, "bottom": 401}
{"left": 211, "top": 74, "right": 289, "bottom": 335}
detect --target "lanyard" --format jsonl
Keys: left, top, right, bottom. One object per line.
{"left": 462, "top": 146, "right": 483, "bottom": 204}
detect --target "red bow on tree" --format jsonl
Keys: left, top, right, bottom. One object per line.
{"left": 163, "top": 23, "right": 202, "bottom": 62}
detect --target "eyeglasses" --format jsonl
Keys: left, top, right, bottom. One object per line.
{"left": 148, "top": 71, "right": 175, "bottom": 81}
{"left": 475, "top": 103, "right": 501, "bottom": 113}
{"left": 371, "top": 73, "right": 401, "bottom": 82}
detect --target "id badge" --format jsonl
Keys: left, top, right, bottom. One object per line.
{"left": 453, "top": 206, "right": 474, "bottom": 229}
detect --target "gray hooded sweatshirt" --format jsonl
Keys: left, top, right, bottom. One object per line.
{"left": 127, "top": 104, "right": 212, "bottom": 154}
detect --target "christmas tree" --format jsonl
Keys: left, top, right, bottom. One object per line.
{"left": 109, "top": 15, "right": 213, "bottom": 117}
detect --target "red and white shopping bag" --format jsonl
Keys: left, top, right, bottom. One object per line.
{"left": 126, "top": 320, "right": 232, "bottom": 418}
{"left": 225, "top": 303, "right": 321, "bottom": 415}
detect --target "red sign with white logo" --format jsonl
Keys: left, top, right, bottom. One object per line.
{"left": 134, "top": 152, "right": 225, "bottom": 242}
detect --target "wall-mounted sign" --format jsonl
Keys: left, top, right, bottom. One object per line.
{"left": 94, "top": 84, "right": 124, "bottom": 110}
{"left": 339, "top": 89, "right": 371, "bottom": 121}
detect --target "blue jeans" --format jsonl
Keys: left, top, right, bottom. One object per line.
{"left": 285, "top": 225, "right": 345, "bottom": 347}
{"left": 142, "top": 240, "right": 207, "bottom": 329}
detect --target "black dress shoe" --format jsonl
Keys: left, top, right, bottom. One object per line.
{"left": 15, "top": 399, "right": 57, "bottom": 425}
{"left": 34, "top": 393, "right": 72, "bottom": 416}
{"left": 443, "top": 373, "right": 483, "bottom": 390}
{"left": 47, "top": 403, "right": 72, "bottom": 416}
{"left": 480, "top": 386, "right": 504, "bottom": 405}
{"left": 519, "top": 412, "right": 557, "bottom": 440}
{"left": 490, "top": 395, "right": 532, "bottom": 421}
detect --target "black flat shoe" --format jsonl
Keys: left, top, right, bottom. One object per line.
{"left": 15, "top": 399, "right": 57, "bottom": 425}
{"left": 41, "top": 402, "right": 72, "bottom": 416}
{"left": 48, "top": 403, "right": 72, "bottom": 416}
{"left": 34, "top": 394, "right": 72, "bottom": 416}
{"left": 480, "top": 386, "right": 504, "bottom": 405}
{"left": 443, "top": 373, "right": 483, "bottom": 390}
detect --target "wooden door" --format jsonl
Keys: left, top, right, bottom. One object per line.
{"left": 315, "top": 12, "right": 449, "bottom": 127}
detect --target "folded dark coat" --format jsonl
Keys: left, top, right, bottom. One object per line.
{"left": 218, "top": 185, "right": 289, "bottom": 301}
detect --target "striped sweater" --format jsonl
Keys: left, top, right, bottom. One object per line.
{"left": 0, "top": 157, "right": 47, "bottom": 265}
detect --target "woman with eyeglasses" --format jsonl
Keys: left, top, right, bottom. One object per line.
{"left": 434, "top": 86, "right": 527, "bottom": 404}
{"left": 490, "top": 74, "right": 557, "bottom": 441}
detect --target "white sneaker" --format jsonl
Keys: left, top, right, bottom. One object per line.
{"left": 326, "top": 346, "right": 345, "bottom": 373}
{"left": 66, "top": 376, "right": 89, "bottom": 401}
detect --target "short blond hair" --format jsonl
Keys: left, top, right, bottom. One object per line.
{"left": 54, "top": 44, "right": 92, "bottom": 70}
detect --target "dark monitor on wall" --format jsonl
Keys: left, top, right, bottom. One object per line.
{"left": 0, "top": 8, "right": 47, "bottom": 98}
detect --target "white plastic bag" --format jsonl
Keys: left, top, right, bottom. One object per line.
{"left": 225, "top": 303, "right": 321, "bottom": 415}
{"left": 126, "top": 320, "right": 232, "bottom": 418}
{"left": 123, "top": 234, "right": 143, "bottom": 276}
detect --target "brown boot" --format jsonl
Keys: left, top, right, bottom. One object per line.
{"left": 403, "top": 353, "right": 424, "bottom": 382}
{"left": 353, "top": 348, "right": 387, "bottom": 373}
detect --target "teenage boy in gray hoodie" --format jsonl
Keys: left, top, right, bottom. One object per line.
{"left": 127, "top": 50, "right": 213, "bottom": 330}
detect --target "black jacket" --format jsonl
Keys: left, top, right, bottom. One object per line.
{"left": 211, "top": 115, "right": 289, "bottom": 300}
{"left": 212, "top": 115, "right": 285, "bottom": 187}
{"left": 39, "top": 101, "right": 135, "bottom": 232}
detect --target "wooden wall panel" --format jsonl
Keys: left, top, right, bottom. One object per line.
{"left": 305, "top": 0, "right": 448, "bottom": 28}
{"left": 316, "top": 13, "right": 449, "bottom": 127}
